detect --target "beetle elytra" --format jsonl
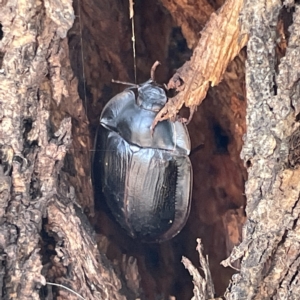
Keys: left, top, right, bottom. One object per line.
{"left": 93, "top": 75, "right": 192, "bottom": 242}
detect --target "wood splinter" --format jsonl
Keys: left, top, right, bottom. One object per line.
{"left": 152, "top": 0, "right": 247, "bottom": 130}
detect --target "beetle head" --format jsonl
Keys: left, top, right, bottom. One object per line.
{"left": 137, "top": 80, "right": 167, "bottom": 112}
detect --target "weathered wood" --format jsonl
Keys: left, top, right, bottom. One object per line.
{"left": 224, "top": 1, "right": 300, "bottom": 299}
{"left": 0, "top": 0, "right": 246, "bottom": 297}
{"left": 3, "top": 0, "right": 299, "bottom": 299}
{"left": 153, "top": 0, "right": 248, "bottom": 128}
{"left": 182, "top": 239, "right": 216, "bottom": 300}
{"left": 0, "top": 0, "right": 124, "bottom": 299}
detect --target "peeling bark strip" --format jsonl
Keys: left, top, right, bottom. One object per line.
{"left": 0, "top": 0, "right": 123, "bottom": 299}
{"left": 182, "top": 239, "right": 215, "bottom": 300}
{"left": 225, "top": 1, "right": 300, "bottom": 299}
{"left": 46, "top": 201, "right": 125, "bottom": 299}
{"left": 152, "top": 0, "right": 247, "bottom": 127}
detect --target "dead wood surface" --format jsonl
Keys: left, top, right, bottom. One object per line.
{"left": 0, "top": 0, "right": 124, "bottom": 299}
{"left": 153, "top": 0, "right": 248, "bottom": 128}
{"left": 45, "top": 197, "right": 125, "bottom": 300}
{"left": 3, "top": 0, "right": 299, "bottom": 299}
{"left": 223, "top": 1, "right": 300, "bottom": 299}
{"left": 0, "top": 0, "right": 247, "bottom": 298}
{"left": 182, "top": 239, "right": 215, "bottom": 300}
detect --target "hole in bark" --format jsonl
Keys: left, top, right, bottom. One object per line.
{"left": 213, "top": 123, "right": 229, "bottom": 154}
{"left": 0, "top": 51, "right": 4, "bottom": 69}
{"left": 273, "top": 82, "right": 277, "bottom": 96}
{"left": 40, "top": 218, "right": 58, "bottom": 298}
{"left": 62, "top": 153, "right": 77, "bottom": 177}
{"left": 0, "top": 147, "right": 12, "bottom": 176}
{"left": 168, "top": 27, "right": 192, "bottom": 71}
{"left": 65, "top": 0, "right": 247, "bottom": 298}
{"left": 246, "top": 160, "right": 252, "bottom": 168}
{"left": 0, "top": 24, "right": 4, "bottom": 68}
{"left": 29, "top": 176, "right": 42, "bottom": 199}
{"left": 0, "top": 23, "right": 3, "bottom": 40}
{"left": 23, "top": 118, "right": 33, "bottom": 134}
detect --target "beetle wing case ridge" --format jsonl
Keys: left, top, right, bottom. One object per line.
{"left": 155, "top": 155, "right": 192, "bottom": 242}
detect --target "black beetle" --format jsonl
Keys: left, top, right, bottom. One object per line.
{"left": 93, "top": 76, "right": 192, "bottom": 243}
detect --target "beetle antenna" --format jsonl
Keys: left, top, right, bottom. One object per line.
{"left": 150, "top": 61, "right": 161, "bottom": 81}
{"left": 111, "top": 79, "right": 138, "bottom": 88}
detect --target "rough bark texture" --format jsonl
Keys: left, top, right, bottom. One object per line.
{"left": 224, "top": 1, "right": 300, "bottom": 299}
{"left": 153, "top": 0, "right": 248, "bottom": 127}
{"left": 0, "top": 0, "right": 123, "bottom": 299}
{"left": 3, "top": 0, "right": 299, "bottom": 299}
{"left": 0, "top": 0, "right": 247, "bottom": 298}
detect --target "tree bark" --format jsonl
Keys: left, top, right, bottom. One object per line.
{"left": 1, "top": 0, "right": 299, "bottom": 299}
{"left": 223, "top": 1, "right": 300, "bottom": 299}
{"left": 0, "top": 0, "right": 123, "bottom": 299}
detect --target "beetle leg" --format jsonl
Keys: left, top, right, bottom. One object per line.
{"left": 186, "top": 105, "right": 197, "bottom": 125}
